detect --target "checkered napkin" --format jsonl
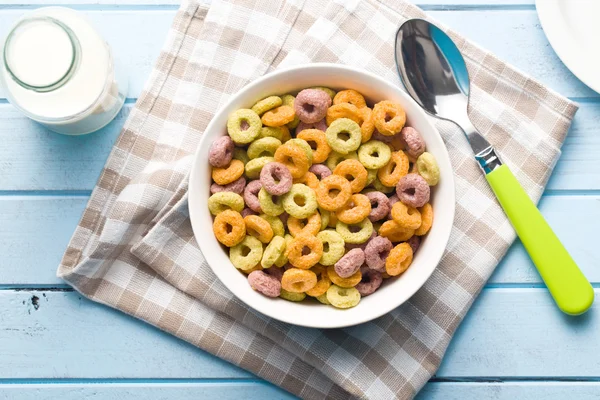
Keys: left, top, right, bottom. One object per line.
{"left": 57, "top": 0, "right": 577, "bottom": 398}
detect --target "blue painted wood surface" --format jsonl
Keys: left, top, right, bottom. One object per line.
{"left": 1, "top": 1, "right": 599, "bottom": 399}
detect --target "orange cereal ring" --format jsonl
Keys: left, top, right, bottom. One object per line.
{"left": 305, "top": 264, "right": 332, "bottom": 297}
{"left": 293, "top": 172, "right": 319, "bottom": 190}
{"left": 274, "top": 143, "right": 310, "bottom": 179}
{"left": 379, "top": 220, "right": 415, "bottom": 242}
{"left": 326, "top": 265, "right": 362, "bottom": 288}
{"left": 326, "top": 103, "right": 362, "bottom": 126}
{"left": 286, "top": 233, "right": 323, "bottom": 269}
{"left": 391, "top": 202, "right": 421, "bottom": 230}
{"left": 415, "top": 203, "right": 433, "bottom": 236}
{"left": 359, "top": 107, "right": 375, "bottom": 143}
{"left": 373, "top": 100, "right": 406, "bottom": 136}
{"left": 333, "top": 89, "right": 367, "bottom": 109}
{"left": 336, "top": 194, "right": 371, "bottom": 224}
{"left": 281, "top": 268, "right": 318, "bottom": 293}
{"left": 212, "top": 159, "right": 244, "bottom": 185}
{"left": 213, "top": 210, "right": 246, "bottom": 247}
{"left": 244, "top": 215, "right": 274, "bottom": 243}
{"left": 315, "top": 175, "right": 353, "bottom": 211}
{"left": 385, "top": 242, "right": 413, "bottom": 276}
{"left": 333, "top": 159, "right": 368, "bottom": 193}
{"left": 287, "top": 212, "right": 321, "bottom": 237}
{"left": 377, "top": 150, "right": 409, "bottom": 187}
{"left": 261, "top": 105, "right": 296, "bottom": 127}
{"left": 297, "top": 129, "right": 331, "bottom": 164}
{"left": 328, "top": 210, "right": 338, "bottom": 228}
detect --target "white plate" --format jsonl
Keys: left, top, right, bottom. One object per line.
{"left": 536, "top": 0, "right": 600, "bottom": 93}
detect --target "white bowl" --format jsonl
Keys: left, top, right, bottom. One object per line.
{"left": 189, "top": 64, "right": 455, "bottom": 329}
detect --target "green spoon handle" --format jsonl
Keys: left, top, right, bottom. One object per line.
{"left": 486, "top": 164, "right": 594, "bottom": 315}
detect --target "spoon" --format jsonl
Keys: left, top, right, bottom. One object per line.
{"left": 395, "top": 18, "right": 594, "bottom": 315}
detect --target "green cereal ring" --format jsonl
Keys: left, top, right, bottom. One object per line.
{"left": 245, "top": 156, "right": 274, "bottom": 179}
{"left": 286, "top": 138, "right": 314, "bottom": 165}
{"left": 319, "top": 209, "right": 330, "bottom": 231}
{"left": 258, "top": 187, "right": 285, "bottom": 216}
{"left": 315, "top": 292, "right": 331, "bottom": 304}
{"left": 326, "top": 285, "right": 360, "bottom": 309}
{"left": 227, "top": 109, "right": 261, "bottom": 144}
{"left": 366, "top": 168, "right": 377, "bottom": 186}
{"left": 310, "top": 86, "right": 336, "bottom": 100}
{"left": 358, "top": 140, "right": 392, "bottom": 169}
{"left": 232, "top": 148, "right": 249, "bottom": 164}
{"left": 317, "top": 230, "right": 346, "bottom": 266}
{"left": 208, "top": 192, "right": 244, "bottom": 215}
{"left": 416, "top": 152, "right": 440, "bottom": 186}
{"left": 281, "top": 94, "right": 300, "bottom": 129}
{"left": 326, "top": 150, "right": 358, "bottom": 171}
{"left": 251, "top": 96, "right": 282, "bottom": 115}
{"left": 371, "top": 177, "right": 394, "bottom": 194}
{"left": 260, "top": 213, "right": 285, "bottom": 237}
{"left": 280, "top": 288, "right": 306, "bottom": 302}
{"left": 259, "top": 126, "right": 285, "bottom": 141}
{"left": 336, "top": 218, "right": 373, "bottom": 244}
{"left": 229, "top": 235, "right": 263, "bottom": 270}
{"left": 326, "top": 118, "right": 362, "bottom": 155}
{"left": 283, "top": 184, "right": 318, "bottom": 218}
{"left": 275, "top": 234, "right": 293, "bottom": 267}
{"left": 261, "top": 236, "right": 286, "bottom": 268}
{"left": 247, "top": 137, "right": 282, "bottom": 159}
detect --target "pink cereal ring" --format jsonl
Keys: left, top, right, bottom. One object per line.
{"left": 297, "top": 118, "right": 327, "bottom": 132}
{"left": 364, "top": 236, "right": 392, "bottom": 273}
{"left": 260, "top": 162, "right": 293, "bottom": 196}
{"left": 355, "top": 269, "right": 383, "bottom": 296}
{"left": 407, "top": 235, "right": 421, "bottom": 254}
{"left": 309, "top": 164, "right": 332, "bottom": 180}
{"left": 209, "top": 136, "right": 234, "bottom": 168}
{"left": 264, "top": 266, "right": 284, "bottom": 281}
{"left": 294, "top": 89, "right": 332, "bottom": 124}
{"left": 210, "top": 176, "right": 246, "bottom": 195}
{"left": 400, "top": 127, "right": 426, "bottom": 159}
{"left": 366, "top": 191, "right": 390, "bottom": 222}
{"left": 241, "top": 207, "right": 257, "bottom": 218}
{"left": 387, "top": 194, "right": 400, "bottom": 219}
{"left": 243, "top": 180, "right": 263, "bottom": 213}
{"left": 396, "top": 173, "right": 430, "bottom": 208}
{"left": 248, "top": 270, "right": 281, "bottom": 297}
{"left": 334, "top": 248, "right": 365, "bottom": 278}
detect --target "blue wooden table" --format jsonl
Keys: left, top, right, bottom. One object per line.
{"left": 1, "top": 0, "right": 599, "bottom": 399}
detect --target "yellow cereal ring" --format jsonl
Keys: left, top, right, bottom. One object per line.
{"left": 261, "top": 235, "right": 286, "bottom": 268}
{"left": 251, "top": 95, "right": 282, "bottom": 115}
{"left": 391, "top": 202, "right": 422, "bottom": 230}
{"left": 232, "top": 148, "right": 250, "bottom": 164}
{"left": 230, "top": 235, "right": 263, "bottom": 270}
{"left": 258, "top": 187, "right": 285, "bottom": 216}
{"left": 281, "top": 94, "right": 300, "bottom": 129}
{"left": 297, "top": 129, "right": 331, "bottom": 164}
{"left": 245, "top": 156, "right": 275, "bottom": 179}
{"left": 316, "top": 229, "right": 345, "bottom": 266}
{"left": 315, "top": 175, "right": 353, "bottom": 211}
{"left": 333, "top": 159, "right": 368, "bottom": 193}
{"left": 373, "top": 100, "right": 406, "bottom": 136}
{"left": 325, "top": 118, "right": 362, "bottom": 155}
{"left": 358, "top": 140, "right": 392, "bottom": 170}
{"left": 336, "top": 218, "right": 373, "bottom": 244}
{"left": 315, "top": 292, "right": 331, "bottom": 304}
{"left": 336, "top": 193, "right": 371, "bottom": 224}
{"left": 415, "top": 203, "right": 433, "bottom": 236}
{"left": 326, "top": 284, "right": 361, "bottom": 309}
{"left": 247, "top": 137, "right": 282, "bottom": 159}
{"left": 261, "top": 105, "right": 296, "bottom": 127}
{"left": 286, "top": 233, "right": 323, "bottom": 270}
{"left": 280, "top": 289, "right": 306, "bottom": 302}
{"left": 305, "top": 264, "right": 331, "bottom": 297}
{"left": 260, "top": 213, "right": 285, "bottom": 237}
{"left": 282, "top": 184, "right": 318, "bottom": 218}
{"left": 377, "top": 150, "right": 409, "bottom": 187}
{"left": 227, "top": 109, "right": 262, "bottom": 144}
{"left": 274, "top": 234, "right": 293, "bottom": 267}
{"left": 212, "top": 159, "right": 245, "bottom": 185}
{"left": 326, "top": 265, "right": 362, "bottom": 288}
{"left": 365, "top": 168, "right": 377, "bottom": 186}
{"left": 379, "top": 220, "right": 415, "bottom": 242}
{"left": 416, "top": 152, "right": 440, "bottom": 186}
{"left": 286, "top": 138, "right": 314, "bottom": 165}
{"left": 385, "top": 242, "right": 413, "bottom": 276}
{"left": 259, "top": 126, "right": 289, "bottom": 141}
{"left": 287, "top": 212, "right": 321, "bottom": 237}
{"left": 274, "top": 143, "right": 310, "bottom": 179}
{"left": 281, "top": 268, "right": 317, "bottom": 293}
{"left": 319, "top": 209, "right": 330, "bottom": 230}
{"left": 208, "top": 192, "right": 244, "bottom": 215}
{"left": 213, "top": 210, "right": 246, "bottom": 247}
{"left": 333, "top": 89, "right": 367, "bottom": 109}
{"left": 244, "top": 215, "right": 274, "bottom": 243}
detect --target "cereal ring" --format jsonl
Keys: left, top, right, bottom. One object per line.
{"left": 294, "top": 88, "right": 332, "bottom": 123}
{"left": 401, "top": 127, "right": 426, "bottom": 159}
{"left": 281, "top": 94, "right": 300, "bottom": 129}
{"left": 296, "top": 118, "right": 327, "bottom": 133}
{"left": 258, "top": 187, "right": 285, "bottom": 216}
{"left": 274, "top": 234, "right": 294, "bottom": 267}
{"left": 355, "top": 269, "right": 383, "bottom": 297}
{"left": 372, "top": 100, "right": 406, "bottom": 136}
{"left": 260, "top": 213, "right": 285, "bottom": 237}
{"left": 274, "top": 143, "right": 310, "bottom": 179}
{"left": 310, "top": 86, "right": 336, "bottom": 100}
{"left": 297, "top": 129, "right": 331, "bottom": 164}
{"left": 264, "top": 266, "right": 284, "bottom": 281}
{"left": 244, "top": 215, "right": 274, "bottom": 243}
{"left": 359, "top": 107, "right": 375, "bottom": 143}
{"left": 230, "top": 235, "right": 263, "bottom": 270}
{"left": 387, "top": 194, "right": 399, "bottom": 217}
{"left": 232, "top": 147, "right": 249, "bottom": 164}
{"left": 391, "top": 202, "right": 422, "bottom": 230}
{"left": 209, "top": 136, "right": 234, "bottom": 168}
{"left": 333, "top": 159, "right": 368, "bottom": 193}
{"left": 327, "top": 211, "right": 338, "bottom": 228}
{"left": 344, "top": 230, "right": 376, "bottom": 252}
{"left": 259, "top": 162, "right": 292, "bottom": 195}
{"left": 334, "top": 248, "right": 365, "bottom": 278}
{"left": 210, "top": 176, "right": 246, "bottom": 195}
{"left": 372, "top": 130, "right": 404, "bottom": 151}
{"left": 415, "top": 203, "right": 433, "bottom": 236}
{"left": 227, "top": 109, "right": 261, "bottom": 144}
{"left": 259, "top": 126, "right": 289, "bottom": 141}
{"left": 336, "top": 193, "right": 371, "bottom": 224}
{"left": 377, "top": 150, "right": 409, "bottom": 187}
{"left": 396, "top": 173, "right": 430, "bottom": 208}
{"left": 364, "top": 236, "right": 392, "bottom": 272}
{"left": 379, "top": 220, "right": 415, "bottom": 242}
{"left": 243, "top": 180, "right": 262, "bottom": 213}
{"left": 245, "top": 156, "right": 275, "bottom": 179}
{"left": 407, "top": 235, "right": 421, "bottom": 254}
{"left": 386, "top": 242, "right": 413, "bottom": 276}
{"left": 315, "top": 175, "right": 352, "bottom": 211}
{"left": 326, "top": 103, "right": 362, "bottom": 126}
{"left": 316, "top": 230, "right": 346, "bottom": 266}
{"left": 366, "top": 191, "right": 390, "bottom": 222}
{"left": 315, "top": 292, "right": 330, "bottom": 304}
{"left": 333, "top": 89, "right": 367, "bottom": 109}
{"left": 212, "top": 159, "right": 245, "bottom": 185}
{"left": 281, "top": 268, "right": 317, "bottom": 293}
{"left": 309, "top": 164, "right": 332, "bottom": 180}
{"left": 261, "top": 236, "right": 286, "bottom": 268}
{"left": 248, "top": 270, "right": 281, "bottom": 297}
{"left": 280, "top": 289, "right": 306, "bottom": 302}
{"left": 326, "top": 150, "right": 358, "bottom": 171}
{"left": 282, "top": 183, "right": 318, "bottom": 218}
{"left": 325, "top": 118, "right": 362, "bottom": 155}
{"left": 326, "top": 285, "right": 361, "bottom": 308}
{"left": 336, "top": 218, "right": 373, "bottom": 244}
{"left": 287, "top": 212, "right": 321, "bottom": 237}
{"left": 305, "top": 265, "right": 332, "bottom": 297}
{"left": 261, "top": 105, "right": 296, "bottom": 127}
{"left": 286, "top": 138, "right": 314, "bottom": 165}
{"left": 208, "top": 192, "right": 244, "bottom": 215}
{"left": 286, "top": 233, "right": 323, "bottom": 270}
{"left": 247, "top": 137, "right": 282, "bottom": 159}
{"left": 293, "top": 172, "right": 319, "bottom": 190}
{"left": 241, "top": 264, "right": 263, "bottom": 275}
{"left": 371, "top": 177, "right": 395, "bottom": 194}
{"left": 416, "top": 152, "right": 440, "bottom": 186}
{"left": 358, "top": 140, "right": 391, "bottom": 169}
{"left": 327, "top": 265, "right": 362, "bottom": 288}
{"left": 251, "top": 95, "right": 282, "bottom": 115}
{"left": 241, "top": 207, "right": 257, "bottom": 218}
{"left": 319, "top": 209, "right": 330, "bottom": 230}
{"left": 213, "top": 210, "right": 246, "bottom": 247}
{"left": 366, "top": 168, "right": 377, "bottom": 186}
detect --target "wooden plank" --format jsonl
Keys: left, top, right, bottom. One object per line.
{"left": 419, "top": 382, "right": 600, "bottom": 400}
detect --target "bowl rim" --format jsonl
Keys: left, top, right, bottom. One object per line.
{"left": 189, "top": 63, "right": 455, "bottom": 328}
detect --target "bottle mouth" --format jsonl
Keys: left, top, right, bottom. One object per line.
{"left": 3, "top": 16, "right": 80, "bottom": 92}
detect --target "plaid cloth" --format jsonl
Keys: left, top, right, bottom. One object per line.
{"left": 57, "top": 0, "right": 577, "bottom": 398}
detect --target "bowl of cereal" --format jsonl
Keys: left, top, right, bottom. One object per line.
{"left": 189, "top": 63, "right": 455, "bottom": 328}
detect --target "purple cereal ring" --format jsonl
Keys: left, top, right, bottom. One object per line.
{"left": 309, "top": 164, "right": 332, "bottom": 180}
{"left": 387, "top": 194, "right": 399, "bottom": 218}
{"left": 259, "top": 162, "right": 293, "bottom": 196}
{"left": 243, "top": 180, "right": 263, "bottom": 213}
{"left": 210, "top": 176, "right": 246, "bottom": 195}
{"left": 297, "top": 118, "right": 327, "bottom": 133}
{"left": 407, "top": 235, "right": 421, "bottom": 254}
{"left": 241, "top": 207, "right": 257, "bottom": 218}
{"left": 209, "top": 136, "right": 234, "bottom": 168}
{"left": 294, "top": 89, "right": 331, "bottom": 124}
{"left": 334, "top": 248, "right": 365, "bottom": 278}
{"left": 400, "top": 127, "right": 426, "bottom": 159}
{"left": 364, "top": 236, "right": 392, "bottom": 273}
{"left": 372, "top": 130, "right": 396, "bottom": 145}
{"left": 356, "top": 269, "right": 383, "bottom": 297}
{"left": 366, "top": 191, "right": 390, "bottom": 222}
{"left": 248, "top": 270, "right": 281, "bottom": 297}
{"left": 396, "top": 173, "right": 430, "bottom": 208}
{"left": 264, "top": 266, "right": 284, "bottom": 281}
